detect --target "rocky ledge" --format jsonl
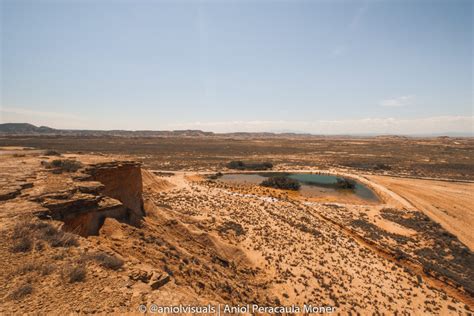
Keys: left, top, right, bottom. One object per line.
{"left": 1, "top": 158, "right": 145, "bottom": 236}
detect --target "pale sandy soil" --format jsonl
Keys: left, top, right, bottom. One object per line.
{"left": 368, "top": 175, "right": 474, "bottom": 250}
{"left": 157, "top": 173, "right": 473, "bottom": 313}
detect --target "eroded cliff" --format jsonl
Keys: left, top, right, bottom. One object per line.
{"left": 0, "top": 155, "right": 145, "bottom": 236}
{"left": 85, "top": 161, "right": 145, "bottom": 226}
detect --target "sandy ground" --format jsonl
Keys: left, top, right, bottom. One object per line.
{"left": 0, "top": 148, "right": 472, "bottom": 314}
{"left": 368, "top": 175, "right": 474, "bottom": 250}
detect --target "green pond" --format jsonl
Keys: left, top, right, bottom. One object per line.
{"left": 218, "top": 173, "right": 379, "bottom": 202}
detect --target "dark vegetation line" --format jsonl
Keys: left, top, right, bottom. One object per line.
{"left": 260, "top": 176, "right": 301, "bottom": 191}
{"left": 227, "top": 161, "right": 273, "bottom": 171}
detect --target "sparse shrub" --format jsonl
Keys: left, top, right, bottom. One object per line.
{"left": 227, "top": 160, "right": 273, "bottom": 170}
{"left": 10, "top": 283, "right": 33, "bottom": 300}
{"left": 16, "top": 262, "right": 39, "bottom": 275}
{"left": 394, "top": 250, "right": 408, "bottom": 261}
{"left": 335, "top": 178, "right": 355, "bottom": 189}
{"left": 12, "top": 220, "right": 33, "bottom": 239}
{"left": 153, "top": 171, "right": 175, "bottom": 177}
{"left": 10, "top": 221, "right": 35, "bottom": 252}
{"left": 35, "top": 241, "right": 45, "bottom": 251}
{"left": 15, "top": 261, "right": 55, "bottom": 276}
{"left": 63, "top": 264, "right": 86, "bottom": 283}
{"left": 374, "top": 163, "right": 391, "bottom": 170}
{"left": 11, "top": 220, "right": 79, "bottom": 252}
{"left": 227, "top": 160, "right": 245, "bottom": 169}
{"left": 52, "top": 252, "right": 65, "bottom": 260}
{"left": 32, "top": 221, "right": 57, "bottom": 235}
{"left": 44, "top": 149, "right": 61, "bottom": 156}
{"left": 46, "top": 230, "right": 79, "bottom": 248}
{"left": 31, "top": 221, "right": 79, "bottom": 247}
{"left": 44, "top": 159, "right": 82, "bottom": 172}
{"left": 260, "top": 176, "right": 300, "bottom": 190}
{"left": 39, "top": 263, "right": 56, "bottom": 276}
{"left": 11, "top": 237, "right": 33, "bottom": 253}
{"left": 207, "top": 172, "right": 223, "bottom": 180}
{"left": 218, "top": 221, "right": 245, "bottom": 236}
{"left": 416, "top": 274, "right": 423, "bottom": 284}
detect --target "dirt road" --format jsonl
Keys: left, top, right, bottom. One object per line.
{"left": 368, "top": 175, "right": 474, "bottom": 250}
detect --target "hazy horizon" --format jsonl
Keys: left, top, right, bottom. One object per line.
{"left": 1, "top": 0, "right": 473, "bottom": 135}
{"left": 1, "top": 121, "right": 473, "bottom": 137}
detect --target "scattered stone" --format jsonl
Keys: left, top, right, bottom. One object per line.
{"left": 150, "top": 274, "right": 171, "bottom": 290}
{"left": 129, "top": 270, "right": 154, "bottom": 283}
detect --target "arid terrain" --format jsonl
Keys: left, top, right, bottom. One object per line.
{"left": 1, "top": 134, "right": 473, "bottom": 179}
{"left": 0, "top": 135, "right": 473, "bottom": 314}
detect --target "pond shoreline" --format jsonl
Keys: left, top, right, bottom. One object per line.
{"left": 216, "top": 171, "right": 381, "bottom": 202}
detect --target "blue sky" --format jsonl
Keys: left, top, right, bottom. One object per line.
{"left": 1, "top": 0, "right": 472, "bottom": 134}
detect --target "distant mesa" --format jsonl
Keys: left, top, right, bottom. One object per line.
{"left": 0, "top": 123, "right": 213, "bottom": 137}
{"left": 1, "top": 122, "right": 466, "bottom": 138}
{"left": 0, "top": 123, "right": 56, "bottom": 134}
{"left": 0, "top": 122, "right": 311, "bottom": 138}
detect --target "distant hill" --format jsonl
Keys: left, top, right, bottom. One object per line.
{"left": 0, "top": 123, "right": 57, "bottom": 134}
{"left": 1, "top": 123, "right": 470, "bottom": 138}
{"left": 0, "top": 123, "right": 318, "bottom": 138}
{"left": 0, "top": 123, "right": 216, "bottom": 137}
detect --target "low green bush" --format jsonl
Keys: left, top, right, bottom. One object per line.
{"left": 260, "top": 176, "right": 300, "bottom": 190}
{"left": 227, "top": 161, "right": 273, "bottom": 170}
{"left": 335, "top": 178, "right": 355, "bottom": 189}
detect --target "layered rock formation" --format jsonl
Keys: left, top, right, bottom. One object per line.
{"left": 85, "top": 161, "right": 145, "bottom": 225}
{"left": 0, "top": 157, "right": 145, "bottom": 236}
{"left": 41, "top": 161, "right": 145, "bottom": 235}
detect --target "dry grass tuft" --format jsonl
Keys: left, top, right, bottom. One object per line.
{"left": 10, "top": 220, "right": 79, "bottom": 253}
{"left": 11, "top": 237, "right": 33, "bottom": 253}
{"left": 43, "top": 149, "right": 61, "bottom": 156}
{"left": 62, "top": 264, "right": 87, "bottom": 283}
{"left": 10, "top": 283, "right": 33, "bottom": 300}
{"left": 42, "top": 159, "right": 82, "bottom": 172}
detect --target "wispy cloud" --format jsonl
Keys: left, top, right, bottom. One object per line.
{"left": 380, "top": 95, "right": 414, "bottom": 107}
{"left": 331, "top": 1, "right": 369, "bottom": 57}
{"left": 0, "top": 107, "right": 82, "bottom": 120}
{"left": 349, "top": 2, "right": 370, "bottom": 31}
{"left": 331, "top": 46, "right": 345, "bottom": 57}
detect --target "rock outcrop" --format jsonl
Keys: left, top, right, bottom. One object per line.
{"left": 42, "top": 161, "right": 145, "bottom": 235}
{"left": 4, "top": 159, "right": 146, "bottom": 236}
{"left": 0, "top": 182, "right": 33, "bottom": 201}
{"left": 85, "top": 161, "right": 144, "bottom": 226}
{"left": 60, "top": 197, "right": 128, "bottom": 236}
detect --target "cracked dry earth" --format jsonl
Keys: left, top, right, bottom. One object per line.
{"left": 0, "top": 149, "right": 473, "bottom": 315}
